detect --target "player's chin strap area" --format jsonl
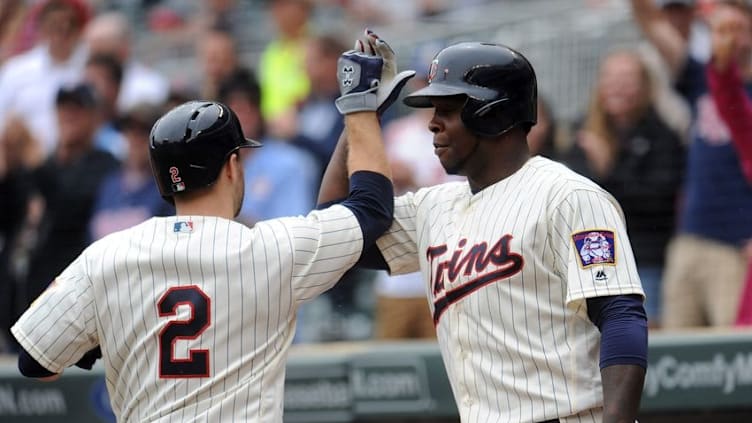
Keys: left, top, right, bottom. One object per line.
{"left": 461, "top": 134, "right": 485, "bottom": 193}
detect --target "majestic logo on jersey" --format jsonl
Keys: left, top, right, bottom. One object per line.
{"left": 572, "top": 230, "right": 616, "bottom": 268}
{"left": 427, "top": 235, "right": 524, "bottom": 324}
{"left": 174, "top": 221, "right": 194, "bottom": 233}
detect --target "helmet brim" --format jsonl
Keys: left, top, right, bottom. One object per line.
{"left": 403, "top": 83, "right": 469, "bottom": 108}
{"left": 240, "top": 137, "right": 263, "bottom": 148}
{"left": 403, "top": 82, "right": 497, "bottom": 108}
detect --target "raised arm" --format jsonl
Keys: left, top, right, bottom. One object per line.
{"left": 706, "top": 10, "right": 752, "bottom": 184}
{"left": 708, "top": 63, "right": 752, "bottom": 180}
{"left": 630, "top": 0, "right": 689, "bottom": 77}
{"left": 318, "top": 30, "right": 415, "bottom": 207}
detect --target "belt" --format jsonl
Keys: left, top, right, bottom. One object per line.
{"left": 538, "top": 420, "right": 560, "bottom": 423}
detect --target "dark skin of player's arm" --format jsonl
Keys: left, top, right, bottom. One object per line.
{"left": 602, "top": 364, "right": 646, "bottom": 423}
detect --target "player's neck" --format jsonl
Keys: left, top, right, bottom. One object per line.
{"left": 467, "top": 137, "right": 530, "bottom": 194}
{"left": 174, "top": 192, "right": 236, "bottom": 220}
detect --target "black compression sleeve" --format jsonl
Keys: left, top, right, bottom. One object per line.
{"left": 317, "top": 201, "right": 390, "bottom": 270}
{"left": 339, "top": 170, "right": 394, "bottom": 249}
{"left": 18, "top": 347, "right": 56, "bottom": 378}
{"left": 357, "top": 245, "right": 389, "bottom": 270}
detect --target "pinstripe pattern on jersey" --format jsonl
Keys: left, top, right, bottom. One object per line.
{"left": 375, "top": 156, "right": 644, "bottom": 423}
{"left": 11, "top": 204, "right": 362, "bottom": 422}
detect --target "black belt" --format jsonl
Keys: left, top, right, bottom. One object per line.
{"left": 538, "top": 420, "right": 560, "bottom": 423}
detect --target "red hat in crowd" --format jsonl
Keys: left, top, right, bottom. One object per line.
{"left": 32, "top": 0, "right": 92, "bottom": 29}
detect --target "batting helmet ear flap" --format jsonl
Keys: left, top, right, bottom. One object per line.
{"left": 462, "top": 96, "right": 516, "bottom": 137}
{"left": 462, "top": 84, "right": 538, "bottom": 137}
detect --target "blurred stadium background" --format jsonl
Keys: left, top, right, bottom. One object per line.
{"left": 133, "top": 0, "right": 642, "bottom": 124}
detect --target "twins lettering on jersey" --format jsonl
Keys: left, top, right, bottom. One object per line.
{"left": 427, "top": 235, "right": 524, "bottom": 324}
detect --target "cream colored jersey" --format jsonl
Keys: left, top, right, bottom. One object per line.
{"left": 376, "top": 156, "right": 644, "bottom": 423}
{"left": 12, "top": 206, "right": 362, "bottom": 423}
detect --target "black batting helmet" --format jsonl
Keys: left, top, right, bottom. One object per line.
{"left": 403, "top": 42, "right": 537, "bottom": 137}
{"left": 149, "top": 101, "right": 261, "bottom": 199}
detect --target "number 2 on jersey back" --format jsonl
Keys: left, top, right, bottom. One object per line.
{"left": 157, "top": 285, "right": 211, "bottom": 378}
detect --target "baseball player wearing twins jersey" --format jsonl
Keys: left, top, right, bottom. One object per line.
{"left": 320, "top": 38, "right": 648, "bottom": 423}
{"left": 11, "top": 44, "right": 401, "bottom": 422}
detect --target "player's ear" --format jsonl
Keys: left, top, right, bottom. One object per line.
{"left": 226, "top": 152, "right": 242, "bottom": 181}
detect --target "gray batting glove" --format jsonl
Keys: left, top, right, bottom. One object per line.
{"left": 335, "top": 50, "right": 384, "bottom": 115}
{"left": 355, "top": 29, "right": 416, "bottom": 115}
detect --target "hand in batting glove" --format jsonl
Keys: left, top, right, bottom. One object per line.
{"left": 335, "top": 49, "right": 384, "bottom": 115}
{"left": 355, "top": 29, "right": 416, "bottom": 115}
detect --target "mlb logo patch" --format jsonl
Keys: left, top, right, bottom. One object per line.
{"left": 572, "top": 229, "right": 616, "bottom": 268}
{"left": 174, "top": 221, "right": 194, "bottom": 233}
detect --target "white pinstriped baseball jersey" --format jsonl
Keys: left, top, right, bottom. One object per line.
{"left": 376, "top": 156, "right": 645, "bottom": 423}
{"left": 12, "top": 205, "right": 362, "bottom": 422}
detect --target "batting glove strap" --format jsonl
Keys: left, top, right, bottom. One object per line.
{"left": 336, "top": 86, "right": 379, "bottom": 114}
{"left": 336, "top": 51, "right": 383, "bottom": 115}
{"left": 377, "top": 69, "right": 416, "bottom": 115}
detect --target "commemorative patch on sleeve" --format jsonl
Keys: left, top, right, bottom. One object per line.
{"left": 572, "top": 229, "right": 616, "bottom": 268}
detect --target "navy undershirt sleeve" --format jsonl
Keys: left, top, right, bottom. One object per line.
{"left": 317, "top": 173, "right": 391, "bottom": 270}
{"left": 18, "top": 347, "right": 56, "bottom": 378}
{"left": 357, "top": 245, "right": 389, "bottom": 270}
{"left": 587, "top": 294, "right": 648, "bottom": 369}
{"left": 337, "top": 170, "right": 394, "bottom": 250}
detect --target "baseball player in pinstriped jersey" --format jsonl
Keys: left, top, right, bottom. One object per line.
{"left": 10, "top": 40, "right": 413, "bottom": 421}
{"left": 320, "top": 34, "right": 648, "bottom": 423}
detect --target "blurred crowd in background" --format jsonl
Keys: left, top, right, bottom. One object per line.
{"left": 1, "top": 0, "right": 752, "bottom": 353}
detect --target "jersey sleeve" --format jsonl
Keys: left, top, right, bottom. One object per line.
{"left": 375, "top": 192, "right": 421, "bottom": 275}
{"left": 550, "top": 189, "right": 645, "bottom": 304}
{"left": 11, "top": 254, "right": 98, "bottom": 374}
{"left": 274, "top": 204, "right": 364, "bottom": 302}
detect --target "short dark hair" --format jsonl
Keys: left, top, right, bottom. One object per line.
{"left": 56, "top": 82, "right": 98, "bottom": 108}
{"left": 86, "top": 53, "right": 124, "bottom": 85}
{"left": 116, "top": 102, "right": 164, "bottom": 132}
{"left": 217, "top": 68, "right": 262, "bottom": 108}
{"left": 656, "top": 0, "right": 695, "bottom": 7}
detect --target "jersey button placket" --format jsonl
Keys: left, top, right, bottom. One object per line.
{"left": 455, "top": 343, "right": 468, "bottom": 399}
{"left": 461, "top": 343, "right": 472, "bottom": 407}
